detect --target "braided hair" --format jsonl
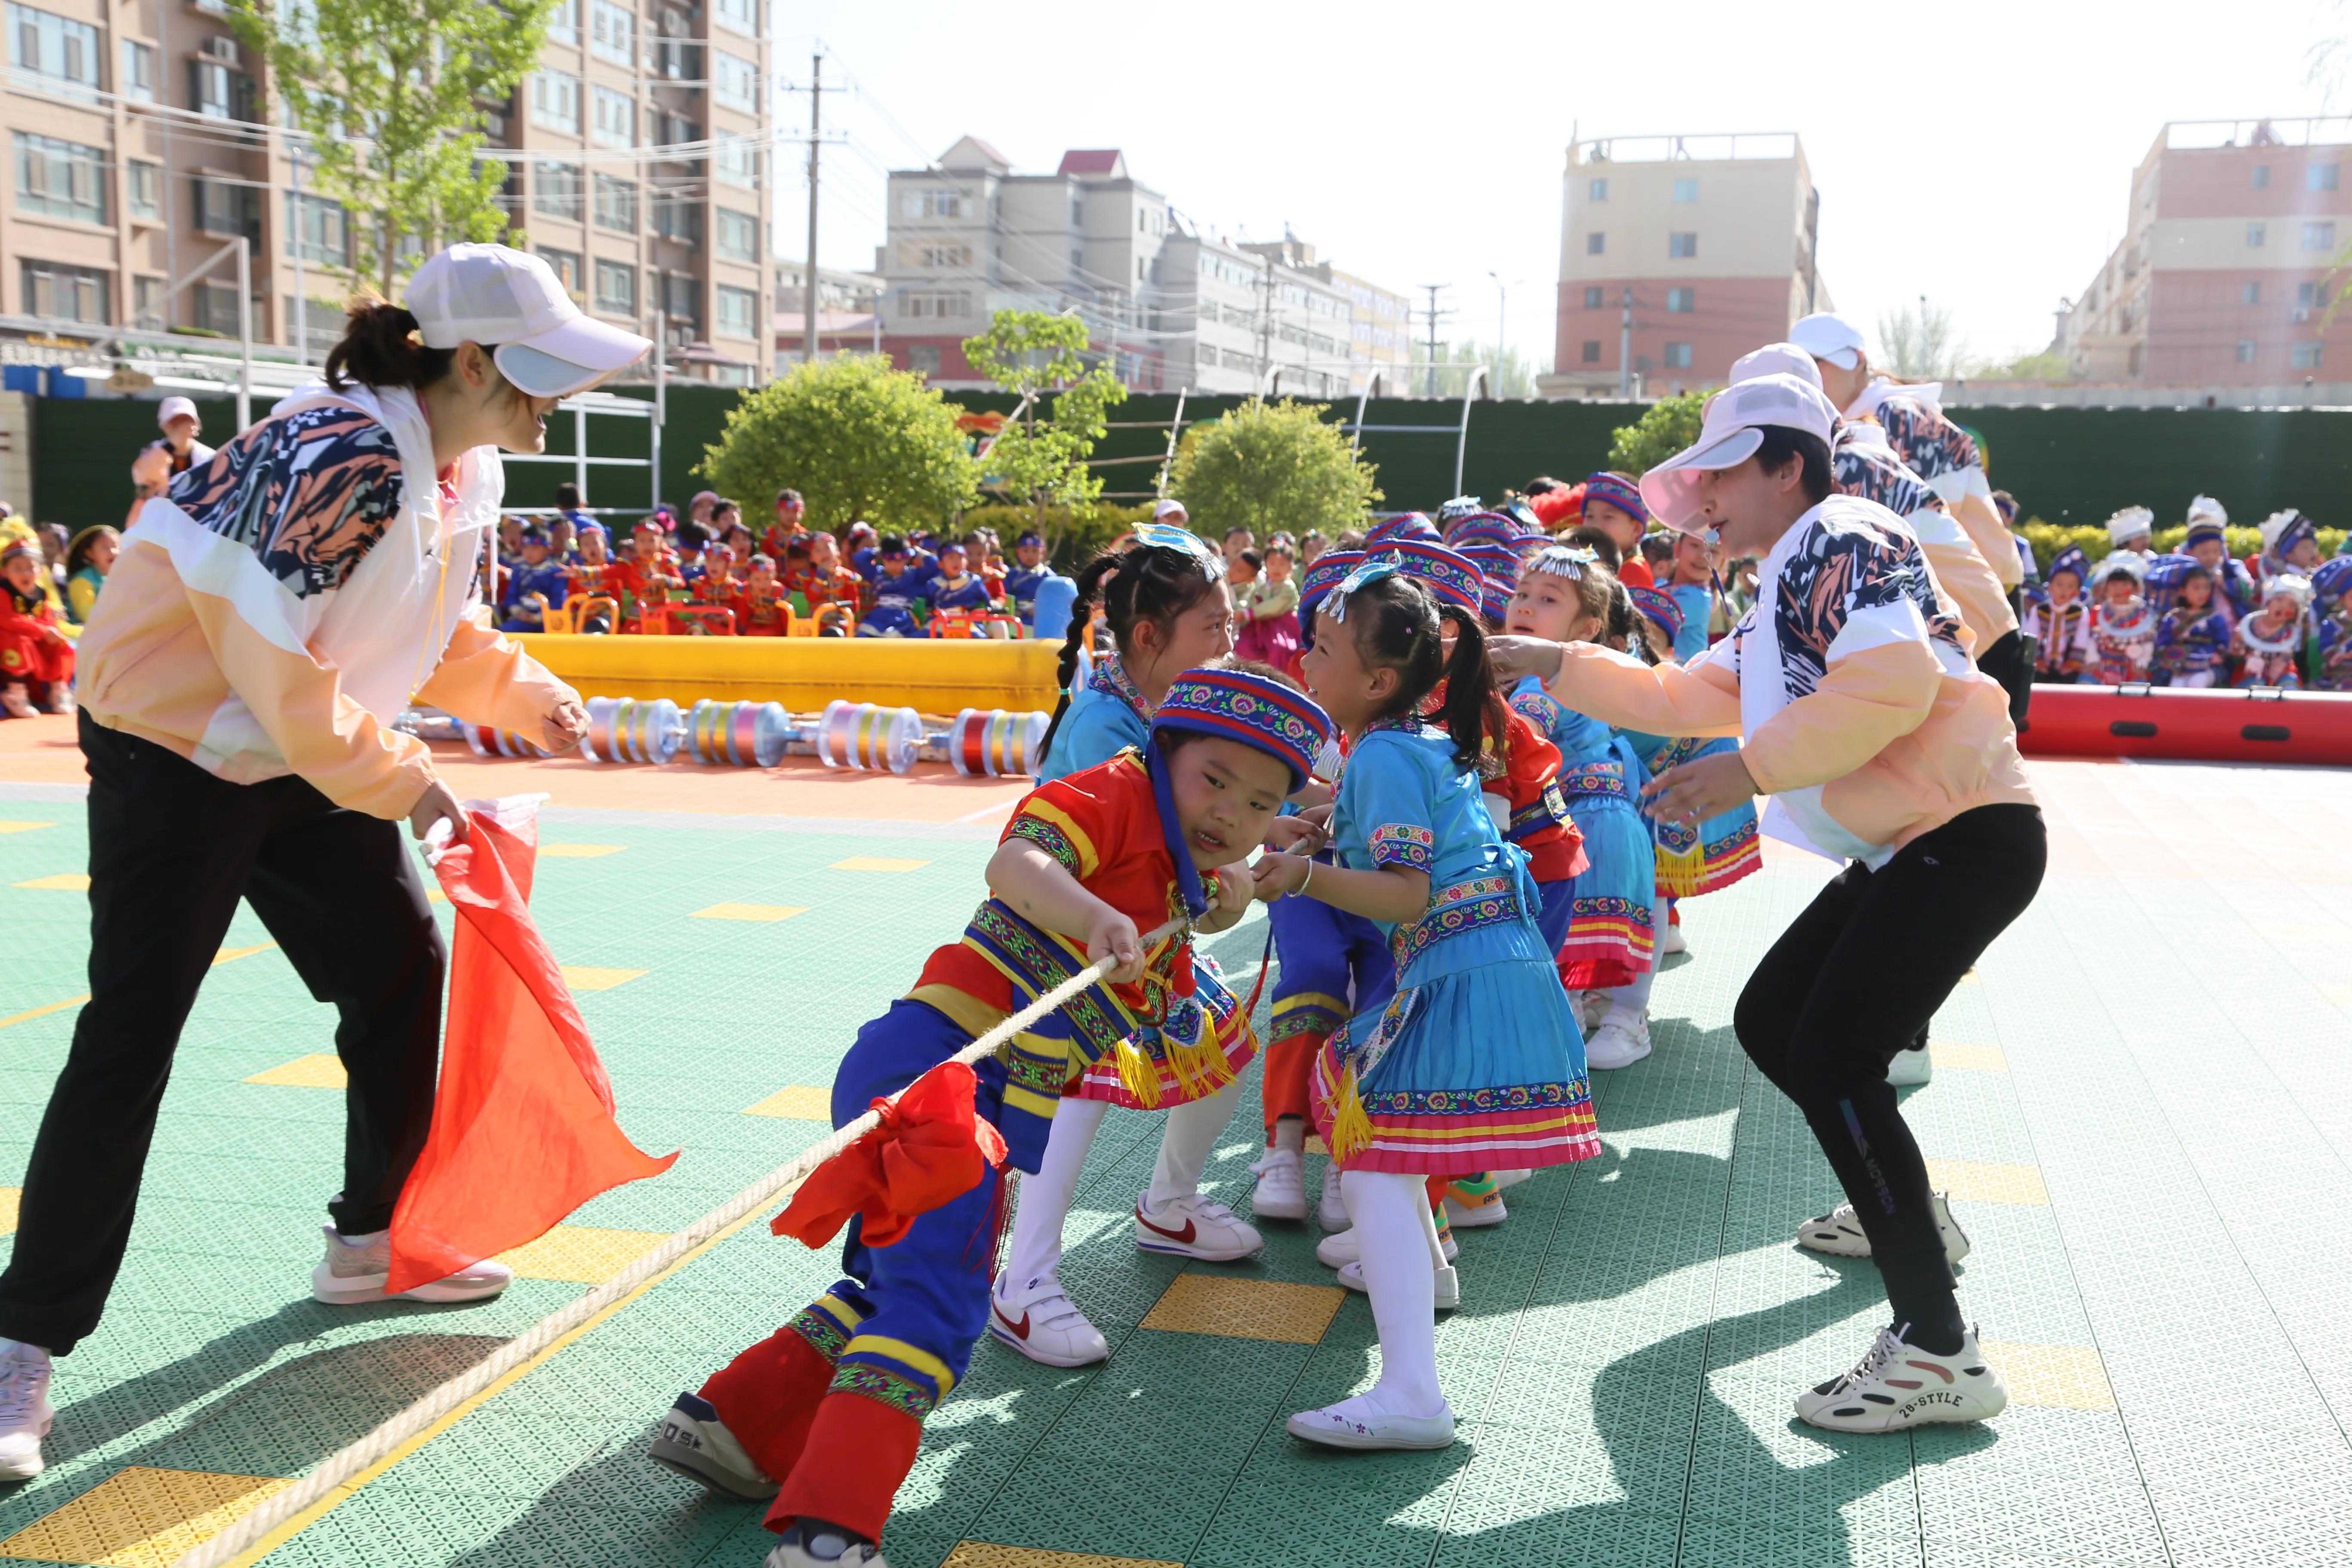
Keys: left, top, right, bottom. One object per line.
{"left": 1037, "top": 538, "right": 1226, "bottom": 770}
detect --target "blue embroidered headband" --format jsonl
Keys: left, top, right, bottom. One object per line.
{"left": 1580, "top": 472, "right": 1648, "bottom": 524}
{"left": 1365, "top": 512, "right": 1441, "bottom": 547}
{"left": 1626, "top": 583, "right": 1684, "bottom": 640}
{"left": 1152, "top": 668, "right": 1332, "bottom": 792}
{"left": 2310, "top": 556, "right": 2352, "bottom": 601}
{"left": 1380, "top": 540, "right": 1486, "bottom": 622}
{"left": 2047, "top": 545, "right": 2090, "bottom": 585}
{"left": 1299, "top": 548, "right": 1368, "bottom": 615}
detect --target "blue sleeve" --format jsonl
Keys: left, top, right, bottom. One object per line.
{"left": 1341, "top": 737, "right": 1436, "bottom": 873}
{"left": 1035, "top": 689, "right": 1149, "bottom": 782}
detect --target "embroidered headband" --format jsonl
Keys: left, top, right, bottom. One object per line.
{"left": 2259, "top": 509, "right": 2317, "bottom": 555}
{"left": 1579, "top": 472, "right": 1648, "bottom": 524}
{"left": 1380, "top": 540, "right": 1486, "bottom": 622}
{"left": 1365, "top": 512, "right": 1441, "bottom": 547}
{"left": 2047, "top": 545, "right": 2090, "bottom": 585}
{"left": 1152, "top": 667, "right": 1333, "bottom": 792}
{"left": 1299, "top": 548, "right": 1368, "bottom": 617}
{"left": 2142, "top": 552, "right": 2207, "bottom": 597}
{"left": 1626, "top": 583, "right": 1684, "bottom": 641}
{"left": 2309, "top": 555, "right": 2352, "bottom": 601}
{"left": 1325, "top": 555, "right": 1404, "bottom": 622}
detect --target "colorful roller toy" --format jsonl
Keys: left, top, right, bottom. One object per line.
{"left": 461, "top": 723, "right": 552, "bottom": 759}
{"left": 585, "top": 695, "right": 686, "bottom": 764}
{"left": 686, "top": 699, "right": 795, "bottom": 767}
{"left": 815, "top": 699, "right": 922, "bottom": 774}
{"left": 941, "top": 707, "right": 1049, "bottom": 777}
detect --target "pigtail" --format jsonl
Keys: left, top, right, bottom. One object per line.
{"left": 1038, "top": 552, "right": 1123, "bottom": 769}
{"left": 1436, "top": 616, "right": 1498, "bottom": 769}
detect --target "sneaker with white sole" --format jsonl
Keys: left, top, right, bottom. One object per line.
{"left": 311, "top": 1225, "right": 513, "bottom": 1305}
{"left": 1286, "top": 1396, "right": 1455, "bottom": 1450}
{"left": 1886, "top": 1046, "right": 1933, "bottom": 1087}
{"left": 1490, "top": 1169, "right": 1533, "bottom": 1190}
{"left": 1584, "top": 1017, "right": 1652, "bottom": 1070}
{"left": 1659, "top": 923, "right": 1688, "bottom": 956}
{"left": 765, "top": 1518, "right": 888, "bottom": 1566}
{"left": 1574, "top": 990, "right": 1611, "bottom": 1034}
{"left": 647, "top": 1390, "right": 775, "bottom": 1499}
{"left": 1794, "top": 1323, "right": 2007, "bottom": 1433}
{"left": 1317, "top": 1227, "right": 1458, "bottom": 1268}
{"left": 988, "top": 1270, "right": 1109, "bottom": 1367}
{"left": 1133, "top": 1191, "right": 1262, "bottom": 1262}
{"left": 0, "top": 1339, "right": 54, "bottom": 1480}
{"left": 1441, "top": 1175, "right": 1508, "bottom": 1228}
{"left": 1336, "top": 1259, "right": 1460, "bottom": 1311}
{"left": 1317, "top": 1163, "right": 1350, "bottom": 1231}
{"left": 1248, "top": 1148, "right": 1306, "bottom": 1222}
{"left": 1796, "top": 1191, "right": 1971, "bottom": 1267}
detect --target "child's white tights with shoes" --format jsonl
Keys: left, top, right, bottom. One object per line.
{"left": 1327, "top": 1169, "right": 1446, "bottom": 1420}
{"left": 1600, "top": 892, "right": 1671, "bottom": 1030}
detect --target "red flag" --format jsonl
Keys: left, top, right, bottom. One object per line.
{"left": 388, "top": 796, "right": 677, "bottom": 1294}
{"left": 772, "top": 1061, "right": 1007, "bottom": 1250}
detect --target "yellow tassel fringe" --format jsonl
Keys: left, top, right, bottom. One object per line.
{"left": 1655, "top": 845, "right": 1704, "bottom": 900}
{"left": 1327, "top": 1064, "right": 1373, "bottom": 1163}
{"left": 1113, "top": 1039, "right": 1164, "bottom": 1109}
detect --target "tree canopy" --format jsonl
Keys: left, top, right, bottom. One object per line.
{"left": 1606, "top": 391, "right": 1709, "bottom": 478}
{"left": 699, "top": 355, "right": 978, "bottom": 533}
{"left": 1169, "top": 398, "right": 1381, "bottom": 541}
{"left": 962, "top": 311, "right": 1127, "bottom": 548}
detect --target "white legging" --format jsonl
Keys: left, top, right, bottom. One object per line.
{"left": 1340, "top": 1168, "right": 1445, "bottom": 1415}
{"left": 1600, "top": 892, "right": 1671, "bottom": 1026}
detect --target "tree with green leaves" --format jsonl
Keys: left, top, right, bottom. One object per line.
{"left": 961, "top": 311, "right": 1126, "bottom": 548}
{"left": 700, "top": 354, "right": 977, "bottom": 534}
{"left": 1606, "top": 391, "right": 1709, "bottom": 478}
{"left": 1169, "top": 398, "right": 1381, "bottom": 542}
{"left": 230, "top": 0, "right": 554, "bottom": 296}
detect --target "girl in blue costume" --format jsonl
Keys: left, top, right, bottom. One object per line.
{"left": 1501, "top": 546, "right": 1658, "bottom": 1069}
{"left": 1256, "top": 564, "right": 1597, "bottom": 1452}
{"left": 2147, "top": 555, "right": 2233, "bottom": 688}
{"left": 991, "top": 524, "right": 1265, "bottom": 1369}
{"left": 922, "top": 540, "right": 996, "bottom": 619}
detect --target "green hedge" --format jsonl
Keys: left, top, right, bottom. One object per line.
{"left": 2018, "top": 519, "right": 2349, "bottom": 571}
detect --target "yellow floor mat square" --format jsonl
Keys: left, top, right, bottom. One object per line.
{"left": 1139, "top": 1273, "right": 1345, "bottom": 1344}
{"left": 943, "top": 1546, "right": 1181, "bottom": 1568}
{"left": 243, "top": 1054, "right": 346, "bottom": 1089}
{"left": 539, "top": 843, "right": 625, "bottom": 858}
{"left": 560, "top": 966, "right": 646, "bottom": 991}
{"left": 830, "top": 856, "right": 930, "bottom": 873}
{"left": 0, "top": 821, "right": 53, "bottom": 834}
{"left": 12, "top": 874, "right": 89, "bottom": 891}
{"left": 744, "top": 1085, "right": 833, "bottom": 1121}
{"left": 1981, "top": 1341, "right": 2116, "bottom": 1411}
{"left": 0, "top": 1188, "right": 17, "bottom": 1236}
{"left": 212, "top": 944, "right": 273, "bottom": 966}
{"left": 1929, "top": 1041, "right": 2009, "bottom": 1071}
{"left": 1925, "top": 1159, "right": 2048, "bottom": 1205}
{"left": 496, "top": 1225, "right": 668, "bottom": 1283}
{"left": 692, "top": 903, "right": 808, "bottom": 922}
{"left": 0, "top": 1466, "right": 290, "bottom": 1567}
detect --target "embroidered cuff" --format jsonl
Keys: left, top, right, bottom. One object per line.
{"left": 1368, "top": 823, "right": 1435, "bottom": 871}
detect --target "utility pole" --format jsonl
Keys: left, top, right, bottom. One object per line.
{"left": 1418, "top": 284, "right": 1453, "bottom": 398}
{"left": 1256, "top": 254, "right": 1274, "bottom": 389}
{"left": 1617, "top": 286, "right": 1633, "bottom": 398}
{"left": 779, "top": 53, "right": 847, "bottom": 366}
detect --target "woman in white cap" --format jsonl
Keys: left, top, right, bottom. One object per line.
{"left": 1491, "top": 373, "right": 2043, "bottom": 1434}
{"left": 0, "top": 244, "right": 649, "bottom": 1481}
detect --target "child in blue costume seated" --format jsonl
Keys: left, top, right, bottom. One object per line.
{"left": 923, "top": 540, "right": 995, "bottom": 619}
{"left": 991, "top": 524, "right": 1266, "bottom": 1368}
{"left": 1002, "top": 531, "right": 1050, "bottom": 620}
{"left": 2148, "top": 554, "right": 2233, "bottom": 687}
{"left": 652, "top": 668, "right": 1326, "bottom": 1568}
{"left": 2312, "top": 557, "right": 2352, "bottom": 692}
{"left": 1256, "top": 564, "right": 1598, "bottom": 1452}
{"left": 857, "top": 536, "right": 922, "bottom": 637}
{"left": 499, "top": 525, "right": 573, "bottom": 632}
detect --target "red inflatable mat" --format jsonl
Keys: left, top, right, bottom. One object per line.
{"left": 2018, "top": 684, "right": 2352, "bottom": 766}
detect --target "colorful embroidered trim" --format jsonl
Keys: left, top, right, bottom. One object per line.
{"left": 1508, "top": 780, "right": 1572, "bottom": 841}
{"left": 1369, "top": 822, "right": 1437, "bottom": 870}
{"left": 829, "top": 1363, "right": 938, "bottom": 1420}
{"left": 1391, "top": 874, "right": 1524, "bottom": 971}
{"left": 1558, "top": 761, "right": 1633, "bottom": 804}
{"left": 1002, "top": 814, "right": 1081, "bottom": 874}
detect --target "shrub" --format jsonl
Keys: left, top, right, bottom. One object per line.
{"left": 2018, "top": 519, "right": 2351, "bottom": 570}
{"left": 1169, "top": 398, "right": 1381, "bottom": 541}
{"left": 959, "top": 501, "right": 1155, "bottom": 573}
{"left": 1606, "top": 391, "right": 1710, "bottom": 478}
{"left": 698, "top": 354, "right": 977, "bottom": 534}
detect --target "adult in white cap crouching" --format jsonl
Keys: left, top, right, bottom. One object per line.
{"left": 0, "top": 244, "right": 650, "bottom": 1480}
{"left": 125, "top": 395, "right": 220, "bottom": 527}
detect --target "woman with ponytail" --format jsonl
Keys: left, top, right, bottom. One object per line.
{"left": 991, "top": 522, "right": 1263, "bottom": 1369}
{"left": 0, "top": 247, "right": 648, "bottom": 1476}
{"left": 1253, "top": 564, "right": 1596, "bottom": 1452}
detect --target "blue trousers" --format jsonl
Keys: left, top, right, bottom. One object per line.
{"left": 1263, "top": 892, "right": 1395, "bottom": 1129}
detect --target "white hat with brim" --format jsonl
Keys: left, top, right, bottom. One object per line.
{"left": 1152, "top": 498, "right": 1189, "bottom": 520}
{"left": 1638, "top": 372, "right": 1838, "bottom": 536}
{"left": 156, "top": 395, "right": 200, "bottom": 428}
{"left": 1729, "top": 342, "right": 1822, "bottom": 388}
{"left": 1788, "top": 312, "right": 1867, "bottom": 371}
{"left": 405, "top": 242, "right": 650, "bottom": 400}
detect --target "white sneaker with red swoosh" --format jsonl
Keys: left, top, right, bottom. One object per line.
{"left": 1795, "top": 1323, "right": 2008, "bottom": 1432}
{"left": 1133, "top": 1191, "right": 1263, "bottom": 1262}
{"left": 987, "top": 1270, "right": 1109, "bottom": 1368}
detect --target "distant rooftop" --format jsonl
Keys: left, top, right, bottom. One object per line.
{"left": 1057, "top": 148, "right": 1126, "bottom": 177}
{"left": 2161, "top": 116, "right": 2352, "bottom": 150}
{"left": 1573, "top": 132, "right": 1800, "bottom": 165}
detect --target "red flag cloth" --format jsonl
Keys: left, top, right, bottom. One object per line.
{"left": 388, "top": 797, "right": 677, "bottom": 1294}
{"left": 772, "top": 1061, "right": 1008, "bottom": 1250}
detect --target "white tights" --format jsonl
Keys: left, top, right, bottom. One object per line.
{"left": 1600, "top": 892, "right": 1671, "bottom": 1029}
{"left": 1334, "top": 1169, "right": 1445, "bottom": 1418}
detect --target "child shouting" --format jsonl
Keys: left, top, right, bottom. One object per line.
{"left": 2086, "top": 554, "right": 2156, "bottom": 685}
{"left": 0, "top": 541, "right": 71, "bottom": 717}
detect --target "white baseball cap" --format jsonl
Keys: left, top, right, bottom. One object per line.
{"left": 404, "top": 243, "right": 651, "bottom": 399}
{"left": 1788, "top": 312, "right": 1867, "bottom": 371}
{"left": 1638, "top": 372, "right": 1837, "bottom": 535}
{"left": 156, "top": 395, "right": 200, "bottom": 429}
{"left": 1152, "top": 497, "right": 1189, "bottom": 521}
{"left": 1728, "top": 342, "right": 1822, "bottom": 388}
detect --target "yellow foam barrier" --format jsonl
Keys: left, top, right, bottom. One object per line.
{"left": 516, "top": 633, "right": 1064, "bottom": 714}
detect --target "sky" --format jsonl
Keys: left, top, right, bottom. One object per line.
{"left": 768, "top": 0, "right": 2351, "bottom": 376}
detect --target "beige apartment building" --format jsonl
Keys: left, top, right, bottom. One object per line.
{"left": 0, "top": 0, "right": 770, "bottom": 385}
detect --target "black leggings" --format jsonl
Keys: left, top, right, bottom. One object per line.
{"left": 1734, "top": 804, "right": 2046, "bottom": 1345}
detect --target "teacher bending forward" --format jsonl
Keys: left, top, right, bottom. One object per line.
{"left": 0, "top": 245, "right": 649, "bottom": 1480}
{"left": 1491, "top": 372, "right": 2045, "bottom": 1437}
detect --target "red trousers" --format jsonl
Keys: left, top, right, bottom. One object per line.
{"left": 0, "top": 623, "right": 70, "bottom": 687}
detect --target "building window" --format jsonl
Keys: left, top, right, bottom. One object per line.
{"left": 714, "top": 0, "right": 757, "bottom": 36}
{"left": 593, "top": 258, "right": 635, "bottom": 315}
{"left": 2302, "top": 221, "right": 2336, "bottom": 252}
{"left": 1586, "top": 232, "right": 1605, "bottom": 255}
{"left": 1587, "top": 178, "right": 1606, "bottom": 202}
{"left": 715, "top": 206, "right": 757, "bottom": 262}
{"left": 589, "top": 0, "right": 631, "bottom": 63}
{"left": 1669, "top": 232, "right": 1697, "bottom": 259}
{"left": 191, "top": 176, "right": 260, "bottom": 245}
{"left": 189, "top": 57, "right": 257, "bottom": 122}
{"left": 1667, "top": 287, "right": 1694, "bottom": 313}
{"left": 534, "top": 162, "right": 582, "bottom": 220}
{"left": 1584, "top": 285, "right": 1604, "bottom": 309}
{"left": 900, "top": 240, "right": 971, "bottom": 269}
{"left": 1663, "top": 342, "right": 1693, "bottom": 369}
{"left": 714, "top": 284, "right": 756, "bottom": 339}
{"left": 714, "top": 49, "right": 756, "bottom": 110}
{"left": 1672, "top": 177, "right": 1698, "bottom": 202}
{"left": 128, "top": 160, "right": 160, "bottom": 220}
{"left": 2310, "top": 162, "right": 2340, "bottom": 193}
{"left": 651, "top": 193, "right": 700, "bottom": 245}
{"left": 7, "top": 4, "right": 98, "bottom": 101}
{"left": 2242, "top": 281, "right": 2261, "bottom": 306}
{"left": 132, "top": 275, "right": 163, "bottom": 330}
{"left": 192, "top": 281, "right": 239, "bottom": 334}
{"left": 1580, "top": 340, "right": 1601, "bottom": 364}
{"left": 537, "top": 246, "right": 582, "bottom": 295}
{"left": 904, "top": 290, "right": 970, "bottom": 318}
{"left": 2248, "top": 221, "right": 2266, "bottom": 248}
{"left": 285, "top": 191, "right": 346, "bottom": 263}
{"left": 717, "top": 140, "right": 757, "bottom": 187}
{"left": 2293, "top": 341, "right": 2323, "bottom": 369}
{"left": 120, "top": 38, "right": 155, "bottom": 101}
{"left": 658, "top": 272, "right": 698, "bottom": 333}
{"left": 593, "top": 174, "right": 636, "bottom": 232}
{"left": 20, "top": 257, "right": 106, "bottom": 323}
{"left": 2252, "top": 163, "right": 2270, "bottom": 189}
{"left": 2237, "top": 340, "right": 2257, "bottom": 363}
{"left": 2299, "top": 281, "right": 2330, "bottom": 309}
{"left": 901, "top": 187, "right": 965, "bottom": 219}
{"left": 14, "top": 132, "right": 105, "bottom": 224}
{"left": 592, "top": 86, "right": 635, "bottom": 147}
{"left": 906, "top": 344, "right": 941, "bottom": 376}
{"left": 530, "top": 70, "right": 579, "bottom": 132}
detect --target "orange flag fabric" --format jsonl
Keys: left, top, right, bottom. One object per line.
{"left": 772, "top": 1061, "right": 1008, "bottom": 1251}
{"left": 388, "top": 796, "right": 677, "bottom": 1294}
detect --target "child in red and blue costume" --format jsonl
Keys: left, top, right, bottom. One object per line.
{"left": 2312, "top": 557, "right": 2352, "bottom": 692}
{"left": 647, "top": 668, "right": 1328, "bottom": 1568}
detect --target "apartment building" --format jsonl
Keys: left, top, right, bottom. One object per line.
{"left": 2058, "top": 118, "right": 2352, "bottom": 389}
{"left": 0, "top": 0, "right": 770, "bottom": 384}
{"left": 1544, "top": 132, "right": 1828, "bottom": 399}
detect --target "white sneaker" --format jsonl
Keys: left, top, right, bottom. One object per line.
{"left": 1584, "top": 1017, "right": 1652, "bottom": 1070}
{"left": 1660, "top": 922, "right": 1688, "bottom": 956}
{"left": 765, "top": 1521, "right": 888, "bottom": 1565}
{"left": 1316, "top": 1163, "right": 1350, "bottom": 1231}
{"left": 1286, "top": 1395, "right": 1455, "bottom": 1450}
{"left": 1795, "top": 1323, "right": 2007, "bottom": 1432}
{"left": 1490, "top": 1169, "right": 1534, "bottom": 1190}
{"left": 1886, "top": 1047, "right": 1933, "bottom": 1087}
{"left": 1134, "top": 1191, "right": 1262, "bottom": 1262}
{"left": 1317, "top": 1228, "right": 1458, "bottom": 1268}
{"left": 647, "top": 1390, "right": 775, "bottom": 1499}
{"left": 1574, "top": 990, "right": 1611, "bottom": 1033}
{"left": 1440, "top": 1179, "right": 1508, "bottom": 1229}
{"left": 0, "top": 1339, "right": 54, "bottom": 1480}
{"left": 1248, "top": 1148, "right": 1306, "bottom": 1222}
{"left": 1796, "top": 1191, "right": 1972, "bottom": 1267}
{"left": 311, "top": 1225, "right": 513, "bottom": 1305}
{"left": 988, "top": 1270, "right": 1109, "bottom": 1367}
{"left": 1336, "top": 1259, "right": 1461, "bottom": 1311}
